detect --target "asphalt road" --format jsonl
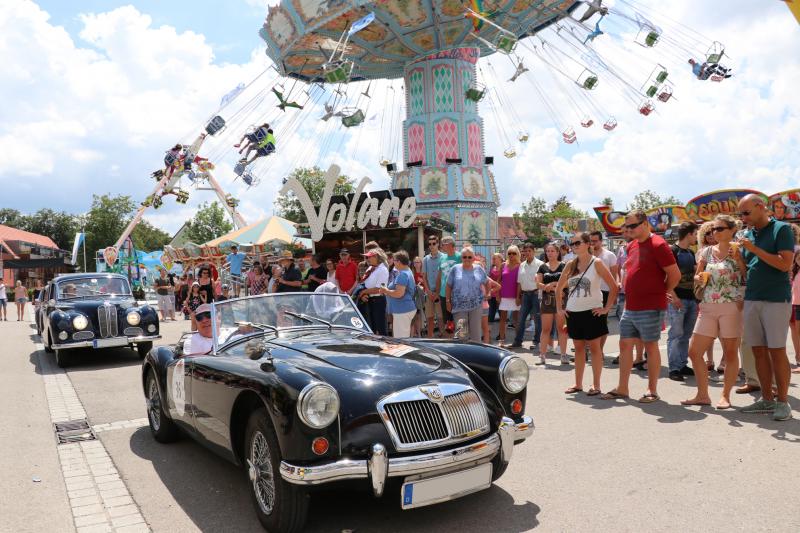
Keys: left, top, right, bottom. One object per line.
{"left": 2, "top": 312, "right": 800, "bottom": 532}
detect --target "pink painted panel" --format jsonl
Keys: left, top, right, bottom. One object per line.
{"left": 407, "top": 123, "right": 426, "bottom": 164}
{"left": 434, "top": 119, "right": 458, "bottom": 166}
{"left": 467, "top": 122, "right": 482, "bottom": 166}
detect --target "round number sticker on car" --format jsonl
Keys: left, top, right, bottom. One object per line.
{"left": 350, "top": 317, "right": 363, "bottom": 328}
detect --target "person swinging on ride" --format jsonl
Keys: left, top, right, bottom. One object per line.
{"left": 240, "top": 128, "right": 275, "bottom": 167}
{"left": 234, "top": 123, "right": 269, "bottom": 156}
{"left": 163, "top": 143, "right": 183, "bottom": 178}
{"left": 688, "top": 58, "right": 731, "bottom": 81}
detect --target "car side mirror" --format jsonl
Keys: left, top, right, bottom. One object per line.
{"left": 245, "top": 339, "right": 270, "bottom": 360}
{"left": 48, "top": 299, "right": 56, "bottom": 307}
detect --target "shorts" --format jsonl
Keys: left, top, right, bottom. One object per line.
{"left": 425, "top": 294, "right": 443, "bottom": 322}
{"left": 792, "top": 304, "right": 800, "bottom": 323}
{"left": 440, "top": 297, "right": 453, "bottom": 322}
{"left": 498, "top": 297, "right": 519, "bottom": 312}
{"left": 16, "top": 297, "right": 27, "bottom": 304}
{"left": 566, "top": 309, "right": 609, "bottom": 340}
{"left": 540, "top": 291, "right": 565, "bottom": 314}
{"left": 157, "top": 294, "right": 173, "bottom": 313}
{"left": 743, "top": 300, "right": 792, "bottom": 349}
{"left": 0, "top": 298, "right": 6, "bottom": 309}
{"left": 619, "top": 309, "right": 665, "bottom": 342}
{"left": 693, "top": 302, "right": 742, "bottom": 339}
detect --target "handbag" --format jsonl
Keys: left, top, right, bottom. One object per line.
{"left": 693, "top": 248, "right": 712, "bottom": 301}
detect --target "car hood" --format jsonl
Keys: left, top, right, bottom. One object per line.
{"left": 270, "top": 330, "right": 445, "bottom": 377}
{"left": 56, "top": 296, "right": 137, "bottom": 311}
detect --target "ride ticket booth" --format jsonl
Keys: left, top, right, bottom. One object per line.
{"left": 298, "top": 214, "right": 455, "bottom": 262}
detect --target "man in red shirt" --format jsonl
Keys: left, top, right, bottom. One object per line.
{"left": 602, "top": 209, "right": 680, "bottom": 403}
{"left": 335, "top": 249, "right": 358, "bottom": 294}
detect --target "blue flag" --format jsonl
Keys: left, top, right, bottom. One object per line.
{"left": 70, "top": 232, "right": 85, "bottom": 265}
{"left": 220, "top": 83, "right": 245, "bottom": 107}
{"left": 348, "top": 12, "right": 375, "bottom": 36}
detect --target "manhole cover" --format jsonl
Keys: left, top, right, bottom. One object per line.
{"left": 54, "top": 419, "right": 96, "bottom": 444}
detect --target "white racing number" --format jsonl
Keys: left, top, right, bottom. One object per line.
{"left": 171, "top": 359, "right": 186, "bottom": 416}
{"left": 350, "top": 316, "right": 363, "bottom": 329}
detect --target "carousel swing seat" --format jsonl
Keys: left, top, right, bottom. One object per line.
{"left": 603, "top": 117, "right": 618, "bottom": 131}
{"left": 234, "top": 161, "right": 247, "bottom": 176}
{"left": 341, "top": 108, "right": 365, "bottom": 128}
{"left": 581, "top": 117, "right": 594, "bottom": 128}
{"left": 242, "top": 171, "right": 260, "bottom": 188}
{"left": 518, "top": 132, "right": 529, "bottom": 143}
{"left": 645, "top": 85, "right": 658, "bottom": 98}
{"left": 636, "top": 26, "right": 661, "bottom": 47}
{"left": 465, "top": 84, "right": 487, "bottom": 102}
{"left": 562, "top": 127, "right": 577, "bottom": 144}
{"left": 657, "top": 84, "right": 673, "bottom": 102}
{"left": 205, "top": 115, "right": 226, "bottom": 136}
{"left": 706, "top": 42, "right": 725, "bottom": 64}
{"left": 503, "top": 147, "right": 517, "bottom": 158}
{"left": 577, "top": 69, "right": 599, "bottom": 90}
{"left": 494, "top": 32, "right": 518, "bottom": 54}
{"left": 323, "top": 61, "right": 353, "bottom": 84}
{"left": 638, "top": 100, "right": 655, "bottom": 116}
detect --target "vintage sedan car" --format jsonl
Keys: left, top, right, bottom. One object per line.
{"left": 40, "top": 273, "right": 160, "bottom": 367}
{"left": 142, "top": 292, "right": 533, "bottom": 532}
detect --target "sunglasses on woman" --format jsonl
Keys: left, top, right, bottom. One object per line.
{"left": 570, "top": 240, "right": 584, "bottom": 247}
{"left": 507, "top": 251, "right": 518, "bottom": 255}
{"left": 712, "top": 226, "right": 731, "bottom": 233}
{"left": 462, "top": 255, "right": 474, "bottom": 259}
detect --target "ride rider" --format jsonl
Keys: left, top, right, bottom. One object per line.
{"left": 241, "top": 128, "right": 276, "bottom": 166}
{"left": 234, "top": 123, "right": 269, "bottom": 157}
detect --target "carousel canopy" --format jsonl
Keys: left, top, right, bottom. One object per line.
{"left": 260, "top": 0, "right": 579, "bottom": 82}
{"left": 205, "top": 216, "right": 311, "bottom": 248}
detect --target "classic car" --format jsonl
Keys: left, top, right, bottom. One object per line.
{"left": 40, "top": 273, "right": 161, "bottom": 367}
{"left": 142, "top": 292, "right": 533, "bottom": 533}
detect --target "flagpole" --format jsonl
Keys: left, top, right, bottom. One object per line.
{"left": 82, "top": 226, "right": 87, "bottom": 273}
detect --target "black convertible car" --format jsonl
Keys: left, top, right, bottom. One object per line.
{"left": 142, "top": 292, "right": 533, "bottom": 532}
{"left": 39, "top": 273, "right": 160, "bottom": 367}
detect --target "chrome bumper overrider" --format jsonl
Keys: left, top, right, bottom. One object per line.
{"left": 280, "top": 416, "right": 533, "bottom": 497}
{"left": 52, "top": 335, "right": 161, "bottom": 350}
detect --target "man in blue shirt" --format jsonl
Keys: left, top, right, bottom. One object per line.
{"left": 226, "top": 245, "right": 246, "bottom": 297}
{"left": 738, "top": 194, "right": 796, "bottom": 421}
{"left": 421, "top": 236, "right": 444, "bottom": 338}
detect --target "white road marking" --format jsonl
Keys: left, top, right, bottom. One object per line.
{"left": 36, "top": 343, "right": 150, "bottom": 532}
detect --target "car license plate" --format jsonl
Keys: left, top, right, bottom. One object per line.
{"left": 401, "top": 462, "right": 492, "bottom": 510}
{"left": 93, "top": 338, "right": 129, "bottom": 349}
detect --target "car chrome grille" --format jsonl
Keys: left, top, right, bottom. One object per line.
{"left": 73, "top": 331, "right": 94, "bottom": 341}
{"left": 97, "top": 304, "right": 118, "bottom": 338}
{"left": 123, "top": 327, "right": 143, "bottom": 337}
{"left": 378, "top": 384, "right": 490, "bottom": 451}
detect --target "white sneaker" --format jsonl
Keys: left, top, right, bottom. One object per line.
{"left": 560, "top": 353, "right": 570, "bottom": 365}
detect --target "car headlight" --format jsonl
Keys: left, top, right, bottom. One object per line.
{"left": 297, "top": 383, "right": 340, "bottom": 429}
{"left": 72, "top": 315, "right": 89, "bottom": 330}
{"left": 500, "top": 356, "right": 529, "bottom": 394}
{"left": 126, "top": 311, "right": 141, "bottom": 326}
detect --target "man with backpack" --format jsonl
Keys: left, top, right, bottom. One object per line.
{"left": 666, "top": 221, "right": 700, "bottom": 381}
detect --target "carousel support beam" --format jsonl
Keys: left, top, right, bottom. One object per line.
{"left": 417, "top": 225, "right": 424, "bottom": 260}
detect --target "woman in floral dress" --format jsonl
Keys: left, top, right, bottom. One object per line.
{"left": 682, "top": 215, "right": 747, "bottom": 409}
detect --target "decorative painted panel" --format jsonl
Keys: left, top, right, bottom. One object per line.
{"left": 407, "top": 123, "right": 426, "bottom": 164}
{"left": 408, "top": 68, "right": 425, "bottom": 116}
{"left": 467, "top": 122, "right": 482, "bottom": 166}
{"left": 419, "top": 167, "right": 449, "bottom": 200}
{"left": 434, "top": 119, "right": 459, "bottom": 166}
{"left": 461, "top": 168, "right": 486, "bottom": 199}
{"left": 462, "top": 210, "right": 489, "bottom": 243}
{"left": 432, "top": 65, "right": 455, "bottom": 113}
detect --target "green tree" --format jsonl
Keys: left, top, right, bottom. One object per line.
{"left": 601, "top": 197, "right": 613, "bottom": 207}
{"left": 550, "top": 195, "right": 589, "bottom": 220}
{"left": 186, "top": 202, "right": 233, "bottom": 244}
{"left": 131, "top": 220, "right": 171, "bottom": 251}
{"left": 276, "top": 167, "right": 355, "bottom": 223}
{"left": 22, "top": 209, "right": 79, "bottom": 250}
{"left": 513, "top": 197, "right": 550, "bottom": 247}
{"left": 627, "top": 190, "right": 681, "bottom": 211}
{"left": 82, "top": 194, "right": 137, "bottom": 272}
{"left": 0, "top": 208, "right": 25, "bottom": 227}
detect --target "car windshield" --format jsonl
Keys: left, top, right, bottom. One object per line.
{"left": 56, "top": 277, "right": 131, "bottom": 299}
{"left": 210, "top": 293, "right": 369, "bottom": 350}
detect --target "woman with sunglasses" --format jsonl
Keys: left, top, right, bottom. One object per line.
{"left": 497, "top": 245, "right": 521, "bottom": 345}
{"left": 445, "top": 247, "right": 500, "bottom": 342}
{"left": 696, "top": 221, "right": 719, "bottom": 372}
{"left": 682, "top": 215, "right": 747, "bottom": 409}
{"left": 325, "top": 259, "right": 338, "bottom": 288}
{"left": 537, "top": 243, "right": 568, "bottom": 364}
{"left": 556, "top": 233, "right": 618, "bottom": 395}
{"left": 196, "top": 266, "right": 215, "bottom": 304}
{"left": 184, "top": 282, "right": 205, "bottom": 330}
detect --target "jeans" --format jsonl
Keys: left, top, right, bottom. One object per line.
{"left": 514, "top": 291, "right": 541, "bottom": 345}
{"left": 667, "top": 299, "right": 698, "bottom": 372}
{"left": 366, "top": 296, "right": 387, "bottom": 336}
{"left": 616, "top": 292, "right": 626, "bottom": 318}
{"left": 488, "top": 297, "right": 499, "bottom": 322}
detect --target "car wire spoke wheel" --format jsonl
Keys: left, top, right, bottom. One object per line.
{"left": 147, "top": 377, "right": 161, "bottom": 431}
{"left": 249, "top": 431, "right": 276, "bottom": 515}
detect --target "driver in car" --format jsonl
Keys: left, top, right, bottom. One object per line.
{"left": 183, "top": 304, "right": 214, "bottom": 355}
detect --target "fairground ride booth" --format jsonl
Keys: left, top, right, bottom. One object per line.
{"left": 298, "top": 213, "right": 455, "bottom": 263}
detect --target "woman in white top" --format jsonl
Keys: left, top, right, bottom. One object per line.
{"left": 556, "top": 232, "right": 618, "bottom": 395}
{"left": 358, "top": 248, "right": 390, "bottom": 335}
{"left": 325, "top": 258, "right": 338, "bottom": 288}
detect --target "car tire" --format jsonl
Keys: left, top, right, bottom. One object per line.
{"left": 146, "top": 370, "right": 180, "bottom": 443}
{"left": 137, "top": 342, "right": 153, "bottom": 360}
{"left": 44, "top": 330, "right": 54, "bottom": 354}
{"left": 245, "top": 408, "right": 309, "bottom": 533}
{"left": 55, "top": 348, "right": 69, "bottom": 368}
{"left": 491, "top": 454, "right": 509, "bottom": 482}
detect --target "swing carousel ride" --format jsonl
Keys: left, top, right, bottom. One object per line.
{"left": 112, "top": 0, "right": 732, "bottom": 260}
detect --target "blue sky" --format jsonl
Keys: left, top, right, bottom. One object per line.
{"left": 0, "top": 0, "right": 798, "bottom": 237}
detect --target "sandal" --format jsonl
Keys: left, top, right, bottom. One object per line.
{"left": 680, "top": 398, "right": 711, "bottom": 406}
{"left": 638, "top": 393, "right": 660, "bottom": 403}
{"left": 632, "top": 361, "right": 646, "bottom": 371}
{"left": 564, "top": 386, "right": 583, "bottom": 394}
{"left": 587, "top": 388, "right": 601, "bottom": 396}
{"left": 600, "top": 390, "right": 628, "bottom": 400}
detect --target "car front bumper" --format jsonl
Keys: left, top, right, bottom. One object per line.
{"left": 280, "top": 416, "right": 533, "bottom": 497}
{"left": 52, "top": 335, "right": 161, "bottom": 350}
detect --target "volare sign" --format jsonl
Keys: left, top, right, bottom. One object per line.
{"left": 279, "top": 165, "right": 417, "bottom": 242}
